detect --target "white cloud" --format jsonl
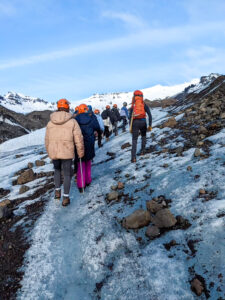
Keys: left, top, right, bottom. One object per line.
{"left": 102, "top": 11, "right": 145, "bottom": 29}
{"left": 0, "top": 20, "right": 225, "bottom": 70}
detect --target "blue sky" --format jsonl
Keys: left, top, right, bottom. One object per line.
{"left": 0, "top": 0, "right": 225, "bottom": 102}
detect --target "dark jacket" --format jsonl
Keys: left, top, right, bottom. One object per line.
{"left": 111, "top": 108, "right": 121, "bottom": 123}
{"left": 101, "top": 108, "right": 114, "bottom": 123}
{"left": 75, "top": 113, "right": 100, "bottom": 161}
{"left": 129, "top": 104, "right": 152, "bottom": 126}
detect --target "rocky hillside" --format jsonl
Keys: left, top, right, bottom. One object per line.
{"left": 0, "top": 105, "right": 52, "bottom": 143}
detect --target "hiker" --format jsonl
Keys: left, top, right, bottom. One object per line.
{"left": 111, "top": 104, "right": 121, "bottom": 136}
{"left": 129, "top": 90, "right": 152, "bottom": 163}
{"left": 45, "top": 99, "right": 84, "bottom": 206}
{"left": 120, "top": 102, "right": 129, "bottom": 132}
{"left": 94, "top": 109, "right": 104, "bottom": 147}
{"left": 101, "top": 105, "right": 113, "bottom": 142}
{"left": 74, "top": 106, "right": 79, "bottom": 117}
{"left": 75, "top": 104, "right": 100, "bottom": 192}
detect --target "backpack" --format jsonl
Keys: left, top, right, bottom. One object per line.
{"left": 132, "top": 95, "right": 146, "bottom": 119}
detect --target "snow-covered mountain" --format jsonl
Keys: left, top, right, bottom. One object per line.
{"left": 0, "top": 91, "right": 55, "bottom": 114}
{"left": 70, "top": 78, "right": 200, "bottom": 111}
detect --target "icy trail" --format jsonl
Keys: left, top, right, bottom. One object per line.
{"left": 1, "top": 107, "right": 224, "bottom": 299}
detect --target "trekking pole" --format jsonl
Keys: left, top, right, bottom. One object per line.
{"left": 79, "top": 158, "right": 85, "bottom": 194}
{"left": 129, "top": 111, "right": 134, "bottom": 133}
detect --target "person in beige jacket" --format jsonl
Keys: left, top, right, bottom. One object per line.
{"left": 45, "top": 98, "right": 84, "bottom": 206}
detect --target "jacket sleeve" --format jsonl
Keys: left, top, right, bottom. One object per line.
{"left": 144, "top": 104, "right": 152, "bottom": 126}
{"left": 45, "top": 123, "right": 50, "bottom": 155}
{"left": 125, "top": 107, "right": 129, "bottom": 118}
{"left": 92, "top": 115, "right": 101, "bottom": 131}
{"left": 73, "top": 120, "right": 84, "bottom": 158}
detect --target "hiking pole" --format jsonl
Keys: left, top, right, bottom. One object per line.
{"left": 79, "top": 158, "right": 85, "bottom": 194}
{"left": 129, "top": 111, "right": 134, "bottom": 133}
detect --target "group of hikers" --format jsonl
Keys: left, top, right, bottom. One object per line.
{"left": 45, "top": 90, "right": 152, "bottom": 206}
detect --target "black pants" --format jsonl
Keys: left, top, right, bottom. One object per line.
{"left": 97, "top": 130, "right": 103, "bottom": 147}
{"left": 113, "top": 122, "right": 118, "bottom": 136}
{"left": 53, "top": 159, "right": 73, "bottom": 195}
{"left": 121, "top": 116, "right": 127, "bottom": 131}
{"left": 104, "top": 126, "right": 110, "bottom": 138}
{"left": 131, "top": 119, "right": 147, "bottom": 160}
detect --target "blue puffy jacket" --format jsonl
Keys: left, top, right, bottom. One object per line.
{"left": 95, "top": 114, "right": 104, "bottom": 131}
{"left": 75, "top": 113, "right": 100, "bottom": 161}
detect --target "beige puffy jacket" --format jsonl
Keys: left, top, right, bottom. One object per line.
{"left": 45, "top": 111, "right": 84, "bottom": 160}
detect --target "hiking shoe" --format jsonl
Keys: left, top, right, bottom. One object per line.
{"left": 98, "top": 144, "right": 103, "bottom": 148}
{"left": 55, "top": 189, "right": 61, "bottom": 199}
{"left": 62, "top": 196, "right": 70, "bottom": 206}
{"left": 79, "top": 187, "right": 85, "bottom": 193}
{"left": 131, "top": 158, "right": 137, "bottom": 163}
{"left": 106, "top": 138, "right": 109, "bottom": 142}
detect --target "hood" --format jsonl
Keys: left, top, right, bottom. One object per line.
{"left": 76, "top": 113, "right": 92, "bottom": 126}
{"left": 50, "top": 111, "right": 72, "bottom": 125}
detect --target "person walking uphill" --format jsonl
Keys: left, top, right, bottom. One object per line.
{"left": 101, "top": 105, "right": 113, "bottom": 142}
{"left": 129, "top": 90, "right": 152, "bottom": 163}
{"left": 75, "top": 104, "right": 100, "bottom": 192}
{"left": 111, "top": 104, "right": 121, "bottom": 136}
{"left": 45, "top": 99, "right": 84, "bottom": 206}
{"left": 94, "top": 109, "right": 104, "bottom": 147}
{"left": 120, "top": 102, "right": 129, "bottom": 132}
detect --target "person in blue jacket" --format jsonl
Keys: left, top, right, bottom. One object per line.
{"left": 94, "top": 109, "right": 104, "bottom": 147}
{"left": 120, "top": 102, "right": 129, "bottom": 132}
{"left": 75, "top": 104, "right": 100, "bottom": 192}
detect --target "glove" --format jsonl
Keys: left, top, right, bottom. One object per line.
{"left": 147, "top": 126, "right": 152, "bottom": 132}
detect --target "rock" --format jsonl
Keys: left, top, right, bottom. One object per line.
{"left": 146, "top": 200, "right": 163, "bottom": 214}
{"left": 28, "top": 162, "right": 34, "bottom": 169}
{"left": 198, "top": 126, "right": 207, "bottom": 134}
{"left": 15, "top": 154, "right": 24, "bottom": 158}
{"left": 191, "top": 278, "right": 204, "bottom": 296}
{"left": 176, "top": 215, "right": 191, "bottom": 229}
{"left": 106, "top": 152, "right": 116, "bottom": 157}
{"left": 117, "top": 182, "right": 124, "bottom": 189}
{"left": 0, "top": 200, "right": 11, "bottom": 219}
{"left": 17, "top": 169, "right": 35, "bottom": 185}
{"left": 175, "top": 146, "right": 183, "bottom": 156}
{"left": 220, "top": 112, "right": 225, "bottom": 119}
{"left": 152, "top": 209, "right": 177, "bottom": 228}
{"left": 0, "top": 199, "right": 10, "bottom": 207}
{"left": 111, "top": 185, "right": 117, "bottom": 191}
{"left": 162, "top": 163, "right": 169, "bottom": 168}
{"left": 187, "top": 166, "right": 192, "bottom": 171}
{"left": 145, "top": 225, "right": 160, "bottom": 239}
{"left": 162, "top": 117, "right": 177, "bottom": 128}
{"left": 0, "top": 188, "right": 10, "bottom": 199}
{"left": 107, "top": 191, "right": 119, "bottom": 202}
{"left": 122, "top": 209, "right": 151, "bottom": 229}
{"left": 35, "top": 160, "right": 45, "bottom": 167}
{"left": 19, "top": 185, "right": 30, "bottom": 194}
{"left": 121, "top": 142, "right": 131, "bottom": 150}
{"left": 194, "top": 148, "right": 201, "bottom": 157}
{"left": 199, "top": 189, "right": 206, "bottom": 195}
{"left": 196, "top": 141, "right": 204, "bottom": 146}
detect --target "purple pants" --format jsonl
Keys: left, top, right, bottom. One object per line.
{"left": 77, "top": 160, "right": 92, "bottom": 188}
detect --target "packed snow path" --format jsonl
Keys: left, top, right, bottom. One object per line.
{"left": 1, "top": 108, "right": 224, "bottom": 299}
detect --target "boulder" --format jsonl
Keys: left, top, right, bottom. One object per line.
{"left": 107, "top": 191, "right": 119, "bottom": 202}
{"left": 35, "top": 160, "right": 45, "bottom": 167}
{"left": 17, "top": 169, "right": 35, "bottom": 185}
{"left": 191, "top": 278, "right": 204, "bottom": 296}
{"left": 220, "top": 112, "right": 225, "bottom": 119}
{"left": 111, "top": 185, "right": 117, "bottom": 191}
{"left": 145, "top": 225, "right": 160, "bottom": 239}
{"left": 152, "top": 209, "right": 177, "bottom": 228}
{"left": 162, "top": 117, "right": 177, "bottom": 128}
{"left": 19, "top": 185, "right": 30, "bottom": 194}
{"left": 122, "top": 209, "right": 151, "bottom": 229}
{"left": 146, "top": 200, "right": 163, "bottom": 214}
{"left": 199, "top": 189, "right": 206, "bottom": 195}
{"left": 28, "top": 162, "right": 34, "bottom": 169}
{"left": 0, "top": 199, "right": 10, "bottom": 207}
{"left": 117, "top": 182, "right": 124, "bottom": 189}
{"left": 187, "top": 166, "right": 192, "bottom": 172}
{"left": 0, "top": 188, "right": 10, "bottom": 199}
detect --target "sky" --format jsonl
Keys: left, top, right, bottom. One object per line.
{"left": 0, "top": 0, "right": 225, "bottom": 102}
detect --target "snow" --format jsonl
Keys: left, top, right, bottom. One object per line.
{"left": 0, "top": 128, "right": 45, "bottom": 152}
{"left": 1, "top": 107, "right": 225, "bottom": 299}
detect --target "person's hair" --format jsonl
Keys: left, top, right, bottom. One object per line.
{"left": 58, "top": 107, "right": 69, "bottom": 112}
